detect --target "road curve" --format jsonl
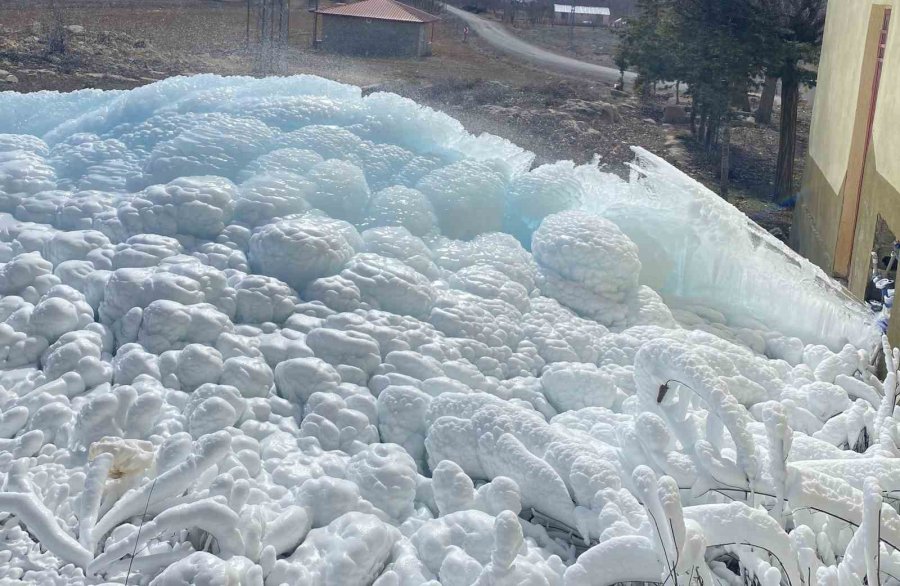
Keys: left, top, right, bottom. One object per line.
{"left": 444, "top": 5, "right": 637, "bottom": 85}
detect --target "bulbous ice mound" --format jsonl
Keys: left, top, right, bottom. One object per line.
{"left": 416, "top": 159, "right": 509, "bottom": 240}
{"left": 112, "top": 234, "right": 183, "bottom": 269}
{"left": 507, "top": 160, "right": 585, "bottom": 242}
{"left": 49, "top": 134, "right": 133, "bottom": 181}
{"left": 433, "top": 232, "right": 538, "bottom": 292}
{"left": 237, "top": 147, "right": 325, "bottom": 182}
{"left": 363, "top": 186, "right": 437, "bottom": 237}
{"left": 532, "top": 210, "right": 641, "bottom": 302}
{"left": 340, "top": 253, "right": 437, "bottom": 320}
{"left": 119, "top": 176, "right": 238, "bottom": 239}
{"left": 449, "top": 264, "right": 531, "bottom": 313}
{"left": 142, "top": 114, "right": 277, "bottom": 184}
{"left": 228, "top": 272, "right": 299, "bottom": 324}
{"left": 56, "top": 190, "right": 119, "bottom": 231}
{"left": 277, "top": 124, "right": 367, "bottom": 164}
{"left": 0, "top": 134, "right": 50, "bottom": 156}
{"left": 0, "top": 149, "right": 57, "bottom": 196}
{"left": 346, "top": 443, "right": 418, "bottom": 519}
{"left": 249, "top": 217, "right": 358, "bottom": 291}
{"left": 234, "top": 172, "right": 314, "bottom": 228}
{"left": 361, "top": 226, "right": 440, "bottom": 279}
{"left": 0, "top": 76, "right": 887, "bottom": 586}
{"left": 358, "top": 142, "right": 415, "bottom": 191}
{"left": 305, "top": 159, "right": 371, "bottom": 223}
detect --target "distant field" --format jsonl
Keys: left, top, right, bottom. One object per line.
{"left": 4, "top": 0, "right": 311, "bottom": 57}
{"left": 0, "top": 0, "right": 667, "bottom": 170}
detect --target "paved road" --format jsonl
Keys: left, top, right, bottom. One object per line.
{"left": 445, "top": 5, "right": 636, "bottom": 85}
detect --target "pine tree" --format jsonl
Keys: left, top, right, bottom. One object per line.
{"left": 617, "top": 0, "right": 813, "bottom": 201}
{"left": 616, "top": 0, "right": 680, "bottom": 95}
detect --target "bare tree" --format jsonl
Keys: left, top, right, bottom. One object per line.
{"left": 45, "top": 0, "right": 68, "bottom": 54}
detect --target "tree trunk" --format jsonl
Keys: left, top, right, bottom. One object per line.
{"left": 720, "top": 113, "right": 731, "bottom": 198}
{"left": 701, "top": 118, "right": 708, "bottom": 145}
{"left": 755, "top": 75, "right": 777, "bottom": 125}
{"left": 698, "top": 109, "right": 708, "bottom": 145}
{"left": 775, "top": 72, "right": 800, "bottom": 203}
{"left": 689, "top": 102, "right": 697, "bottom": 136}
{"left": 704, "top": 112, "right": 718, "bottom": 152}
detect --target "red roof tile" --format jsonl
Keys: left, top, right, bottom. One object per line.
{"left": 316, "top": 0, "right": 440, "bottom": 23}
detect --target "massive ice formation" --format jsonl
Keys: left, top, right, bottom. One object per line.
{"left": 0, "top": 75, "right": 895, "bottom": 586}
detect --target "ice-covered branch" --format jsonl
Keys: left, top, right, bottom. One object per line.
{"left": 89, "top": 498, "right": 244, "bottom": 576}
{"left": 0, "top": 492, "right": 92, "bottom": 569}
{"left": 91, "top": 431, "right": 231, "bottom": 549}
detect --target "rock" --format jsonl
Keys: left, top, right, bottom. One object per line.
{"left": 482, "top": 105, "right": 515, "bottom": 118}
{"left": 361, "top": 83, "right": 385, "bottom": 97}
{"left": 666, "top": 145, "right": 688, "bottom": 164}
{"left": 642, "top": 118, "right": 658, "bottom": 126}
{"left": 24, "top": 68, "right": 55, "bottom": 76}
{"left": 4, "top": 74, "right": 18, "bottom": 84}
{"left": 561, "top": 99, "right": 621, "bottom": 123}
{"left": 662, "top": 104, "right": 688, "bottom": 124}
{"left": 0, "top": 69, "right": 8, "bottom": 77}
{"left": 65, "top": 25, "right": 85, "bottom": 35}
{"left": 592, "top": 101, "right": 621, "bottom": 123}
{"left": 562, "top": 118, "right": 588, "bottom": 134}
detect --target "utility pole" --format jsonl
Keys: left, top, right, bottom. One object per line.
{"left": 311, "top": 0, "right": 319, "bottom": 48}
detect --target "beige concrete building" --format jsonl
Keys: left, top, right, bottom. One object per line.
{"left": 793, "top": 0, "right": 899, "bottom": 344}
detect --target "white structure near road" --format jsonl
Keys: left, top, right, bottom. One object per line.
{"left": 553, "top": 4, "right": 610, "bottom": 26}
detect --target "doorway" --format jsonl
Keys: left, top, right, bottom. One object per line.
{"left": 866, "top": 216, "right": 897, "bottom": 336}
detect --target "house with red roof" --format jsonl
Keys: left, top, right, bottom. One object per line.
{"left": 314, "top": 0, "right": 440, "bottom": 57}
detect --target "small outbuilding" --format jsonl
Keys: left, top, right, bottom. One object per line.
{"left": 314, "top": 0, "right": 439, "bottom": 57}
{"left": 553, "top": 4, "right": 610, "bottom": 26}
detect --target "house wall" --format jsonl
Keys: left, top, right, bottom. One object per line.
{"left": 553, "top": 11, "right": 607, "bottom": 26}
{"left": 793, "top": 0, "right": 900, "bottom": 344}
{"left": 319, "top": 15, "right": 429, "bottom": 57}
